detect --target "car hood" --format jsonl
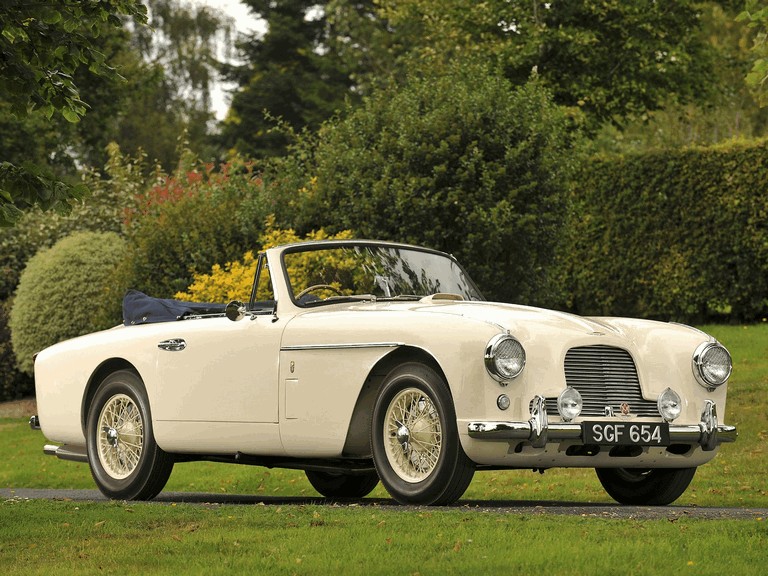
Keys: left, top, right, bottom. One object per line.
{"left": 361, "top": 298, "right": 705, "bottom": 348}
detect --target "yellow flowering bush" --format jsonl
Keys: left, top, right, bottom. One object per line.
{"left": 175, "top": 219, "right": 356, "bottom": 303}
{"left": 175, "top": 251, "right": 258, "bottom": 303}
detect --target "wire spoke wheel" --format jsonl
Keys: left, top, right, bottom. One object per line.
{"left": 371, "top": 363, "right": 474, "bottom": 505}
{"left": 97, "top": 393, "right": 144, "bottom": 479}
{"left": 384, "top": 388, "right": 443, "bottom": 482}
{"left": 87, "top": 370, "right": 174, "bottom": 500}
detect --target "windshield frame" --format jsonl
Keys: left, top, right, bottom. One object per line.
{"left": 277, "top": 240, "right": 484, "bottom": 308}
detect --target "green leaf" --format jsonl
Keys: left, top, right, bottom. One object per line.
{"left": 61, "top": 107, "right": 81, "bottom": 123}
{"left": 41, "top": 9, "right": 63, "bottom": 25}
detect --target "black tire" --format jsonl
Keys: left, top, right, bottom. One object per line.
{"left": 305, "top": 470, "right": 379, "bottom": 499}
{"left": 595, "top": 467, "right": 697, "bottom": 505}
{"left": 370, "top": 362, "right": 474, "bottom": 505}
{"left": 86, "top": 370, "right": 174, "bottom": 500}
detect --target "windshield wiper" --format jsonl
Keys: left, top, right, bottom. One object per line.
{"left": 313, "top": 294, "right": 378, "bottom": 305}
{"left": 379, "top": 294, "right": 422, "bottom": 301}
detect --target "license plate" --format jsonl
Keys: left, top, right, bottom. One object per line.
{"left": 582, "top": 422, "right": 670, "bottom": 446}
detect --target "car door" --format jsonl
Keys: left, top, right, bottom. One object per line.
{"left": 153, "top": 314, "right": 283, "bottom": 424}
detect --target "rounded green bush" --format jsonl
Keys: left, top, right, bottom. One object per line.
{"left": 10, "top": 231, "right": 127, "bottom": 375}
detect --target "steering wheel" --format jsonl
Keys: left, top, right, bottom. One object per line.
{"left": 296, "top": 284, "right": 345, "bottom": 300}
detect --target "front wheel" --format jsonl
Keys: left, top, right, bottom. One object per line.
{"left": 595, "top": 467, "right": 697, "bottom": 505}
{"left": 371, "top": 363, "right": 474, "bottom": 505}
{"left": 305, "top": 470, "right": 379, "bottom": 499}
{"left": 86, "top": 370, "right": 174, "bottom": 500}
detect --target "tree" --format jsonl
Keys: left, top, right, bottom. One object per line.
{"left": 219, "top": 0, "right": 366, "bottom": 158}
{"left": 0, "top": 0, "right": 147, "bottom": 227}
{"left": 739, "top": 0, "right": 768, "bottom": 106}
{"left": 335, "top": 0, "right": 714, "bottom": 130}
{"left": 586, "top": 2, "right": 768, "bottom": 152}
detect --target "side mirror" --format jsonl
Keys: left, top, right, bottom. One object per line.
{"left": 226, "top": 300, "right": 246, "bottom": 322}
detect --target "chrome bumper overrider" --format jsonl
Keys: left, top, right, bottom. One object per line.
{"left": 467, "top": 396, "right": 737, "bottom": 451}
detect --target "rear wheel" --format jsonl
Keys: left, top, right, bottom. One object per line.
{"left": 371, "top": 363, "right": 474, "bottom": 505}
{"left": 305, "top": 470, "right": 379, "bottom": 499}
{"left": 595, "top": 467, "right": 697, "bottom": 505}
{"left": 86, "top": 370, "right": 173, "bottom": 500}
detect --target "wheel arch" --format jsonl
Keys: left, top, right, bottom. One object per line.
{"left": 80, "top": 358, "right": 141, "bottom": 435}
{"left": 341, "top": 345, "right": 448, "bottom": 458}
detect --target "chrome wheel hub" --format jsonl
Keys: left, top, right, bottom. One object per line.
{"left": 105, "top": 427, "right": 119, "bottom": 447}
{"left": 396, "top": 423, "right": 411, "bottom": 450}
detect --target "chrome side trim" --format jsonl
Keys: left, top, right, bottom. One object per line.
{"left": 281, "top": 342, "right": 404, "bottom": 351}
{"left": 467, "top": 399, "right": 738, "bottom": 449}
{"left": 43, "top": 444, "right": 89, "bottom": 463}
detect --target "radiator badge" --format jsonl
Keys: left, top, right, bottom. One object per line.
{"left": 620, "top": 402, "right": 631, "bottom": 416}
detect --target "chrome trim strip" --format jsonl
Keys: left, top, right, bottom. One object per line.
{"left": 281, "top": 342, "right": 404, "bottom": 351}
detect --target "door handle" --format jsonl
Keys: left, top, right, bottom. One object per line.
{"left": 158, "top": 338, "right": 186, "bottom": 351}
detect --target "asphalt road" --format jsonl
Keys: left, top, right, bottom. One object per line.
{"left": 2, "top": 488, "right": 765, "bottom": 520}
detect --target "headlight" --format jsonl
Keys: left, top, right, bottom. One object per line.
{"left": 657, "top": 387, "right": 682, "bottom": 422}
{"left": 484, "top": 334, "right": 525, "bottom": 383}
{"left": 692, "top": 341, "right": 732, "bottom": 390}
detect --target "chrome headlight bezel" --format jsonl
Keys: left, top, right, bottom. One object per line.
{"left": 692, "top": 341, "right": 732, "bottom": 390}
{"left": 484, "top": 334, "right": 526, "bottom": 384}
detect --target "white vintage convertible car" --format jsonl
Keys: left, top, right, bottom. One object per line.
{"left": 31, "top": 240, "right": 737, "bottom": 505}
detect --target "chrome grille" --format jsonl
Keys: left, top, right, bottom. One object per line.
{"left": 546, "top": 345, "right": 659, "bottom": 417}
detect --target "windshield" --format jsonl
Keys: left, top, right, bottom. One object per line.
{"left": 282, "top": 244, "right": 484, "bottom": 306}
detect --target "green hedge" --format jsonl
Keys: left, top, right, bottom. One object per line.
{"left": 9, "top": 232, "right": 127, "bottom": 375}
{"left": 566, "top": 140, "right": 768, "bottom": 321}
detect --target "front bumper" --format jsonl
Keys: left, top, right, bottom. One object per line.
{"left": 468, "top": 397, "right": 737, "bottom": 452}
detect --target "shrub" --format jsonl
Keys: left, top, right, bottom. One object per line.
{"left": 0, "top": 144, "right": 151, "bottom": 301}
{"left": 0, "top": 299, "right": 33, "bottom": 401}
{"left": 9, "top": 232, "right": 127, "bottom": 375}
{"left": 265, "top": 59, "right": 576, "bottom": 306}
{"left": 175, "top": 220, "right": 354, "bottom": 302}
{"left": 116, "top": 158, "right": 273, "bottom": 299}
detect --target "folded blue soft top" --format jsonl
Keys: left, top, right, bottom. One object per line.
{"left": 122, "top": 289, "right": 226, "bottom": 325}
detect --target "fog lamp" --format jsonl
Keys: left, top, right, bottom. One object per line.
{"left": 497, "top": 394, "right": 511, "bottom": 411}
{"left": 557, "top": 387, "right": 582, "bottom": 422}
{"left": 657, "top": 387, "right": 682, "bottom": 422}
